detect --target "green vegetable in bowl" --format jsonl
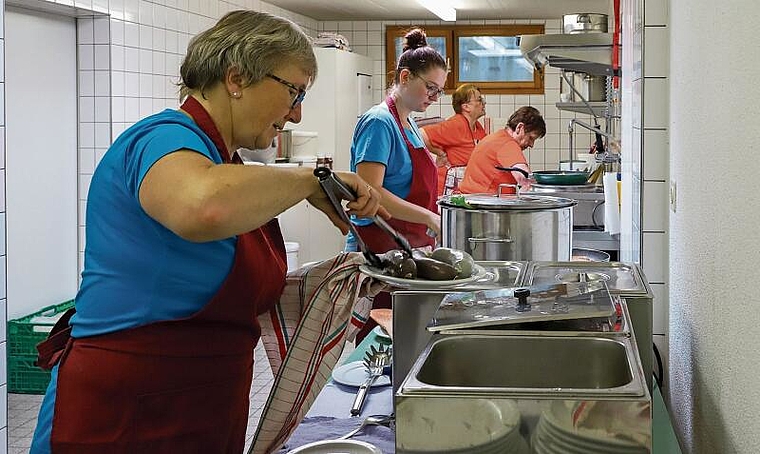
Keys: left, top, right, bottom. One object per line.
{"left": 430, "top": 247, "right": 475, "bottom": 279}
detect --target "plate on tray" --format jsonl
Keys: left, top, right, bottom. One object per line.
{"left": 331, "top": 361, "right": 392, "bottom": 388}
{"left": 286, "top": 439, "right": 382, "bottom": 454}
{"left": 359, "top": 264, "right": 492, "bottom": 289}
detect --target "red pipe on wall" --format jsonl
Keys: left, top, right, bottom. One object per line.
{"left": 613, "top": 0, "right": 621, "bottom": 88}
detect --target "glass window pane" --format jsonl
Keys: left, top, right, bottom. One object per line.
{"left": 394, "top": 36, "right": 447, "bottom": 66}
{"left": 458, "top": 36, "right": 534, "bottom": 82}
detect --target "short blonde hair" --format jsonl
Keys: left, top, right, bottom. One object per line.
{"left": 452, "top": 84, "right": 480, "bottom": 114}
{"left": 179, "top": 11, "right": 317, "bottom": 100}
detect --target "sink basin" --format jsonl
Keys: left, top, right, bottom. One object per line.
{"left": 402, "top": 334, "right": 645, "bottom": 398}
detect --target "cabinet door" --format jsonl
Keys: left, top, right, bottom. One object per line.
{"left": 307, "top": 204, "right": 347, "bottom": 264}
{"left": 278, "top": 200, "right": 310, "bottom": 262}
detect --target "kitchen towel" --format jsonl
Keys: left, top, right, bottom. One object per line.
{"left": 250, "top": 252, "right": 385, "bottom": 454}
{"left": 603, "top": 172, "right": 621, "bottom": 235}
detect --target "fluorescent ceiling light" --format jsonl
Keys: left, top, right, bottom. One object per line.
{"left": 417, "top": 0, "right": 456, "bottom": 21}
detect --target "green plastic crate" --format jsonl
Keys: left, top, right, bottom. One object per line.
{"left": 8, "top": 355, "right": 53, "bottom": 394}
{"left": 8, "top": 300, "right": 75, "bottom": 357}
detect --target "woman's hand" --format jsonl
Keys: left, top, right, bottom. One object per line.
{"left": 425, "top": 211, "right": 442, "bottom": 239}
{"left": 307, "top": 171, "right": 389, "bottom": 235}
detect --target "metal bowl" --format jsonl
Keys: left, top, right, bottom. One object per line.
{"left": 571, "top": 247, "right": 611, "bottom": 262}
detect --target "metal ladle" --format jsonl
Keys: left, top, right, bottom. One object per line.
{"left": 337, "top": 413, "right": 395, "bottom": 440}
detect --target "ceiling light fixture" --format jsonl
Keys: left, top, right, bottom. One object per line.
{"left": 417, "top": 0, "right": 456, "bottom": 22}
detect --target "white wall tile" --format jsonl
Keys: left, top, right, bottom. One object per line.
{"left": 111, "top": 44, "right": 125, "bottom": 71}
{"left": 0, "top": 214, "right": 4, "bottom": 256}
{"left": 78, "top": 18, "right": 94, "bottom": 45}
{"left": 643, "top": 78, "right": 668, "bottom": 128}
{"left": 79, "top": 70, "right": 95, "bottom": 97}
{"left": 139, "top": 24, "right": 153, "bottom": 49}
{"left": 0, "top": 257, "right": 5, "bottom": 299}
{"left": 79, "top": 44, "right": 94, "bottom": 70}
{"left": 644, "top": 27, "right": 668, "bottom": 77}
{"left": 94, "top": 17, "right": 110, "bottom": 44}
{"left": 0, "top": 299, "right": 5, "bottom": 341}
{"left": 642, "top": 231, "right": 667, "bottom": 282}
{"left": 125, "top": 72, "right": 139, "bottom": 97}
{"left": 80, "top": 122, "right": 95, "bottom": 148}
{"left": 94, "top": 44, "right": 110, "bottom": 70}
{"left": 651, "top": 282, "right": 668, "bottom": 335}
{"left": 642, "top": 181, "right": 668, "bottom": 231}
{"left": 94, "top": 70, "right": 110, "bottom": 96}
{"left": 644, "top": 0, "right": 668, "bottom": 26}
{"left": 95, "top": 123, "right": 111, "bottom": 148}
{"left": 124, "top": 21, "right": 139, "bottom": 47}
{"left": 79, "top": 96, "right": 95, "bottom": 122}
{"left": 643, "top": 129, "right": 668, "bottom": 181}
{"left": 79, "top": 147, "right": 96, "bottom": 174}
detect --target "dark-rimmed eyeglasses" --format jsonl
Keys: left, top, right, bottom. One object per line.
{"left": 266, "top": 73, "right": 307, "bottom": 109}
{"left": 416, "top": 75, "right": 445, "bottom": 98}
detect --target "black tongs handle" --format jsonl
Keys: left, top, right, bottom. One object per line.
{"left": 313, "top": 167, "right": 414, "bottom": 263}
{"left": 314, "top": 167, "right": 383, "bottom": 267}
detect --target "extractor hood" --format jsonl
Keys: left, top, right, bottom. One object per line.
{"left": 518, "top": 33, "right": 617, "bottom": 77}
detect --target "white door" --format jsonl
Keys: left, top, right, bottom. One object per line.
{"left": 5, "top": 7, "right": 78, "bottom": 319}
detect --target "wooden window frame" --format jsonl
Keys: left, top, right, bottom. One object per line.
{"left": 385, "top": 24, "right": 545, "bottom": 95}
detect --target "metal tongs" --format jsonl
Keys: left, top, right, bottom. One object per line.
{"left": 313, "top": 167, "right": 413, "bottom": 268}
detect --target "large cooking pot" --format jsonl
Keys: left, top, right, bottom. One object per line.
{"left": 496, "top": 166, "right": 591, "bottom": 185}
{"left": 439, "top": 193, "right": 576, "bottom": 261}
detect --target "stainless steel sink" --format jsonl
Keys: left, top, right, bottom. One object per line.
{"left": 401, "top": 334, "right": 646, "bottom": 398}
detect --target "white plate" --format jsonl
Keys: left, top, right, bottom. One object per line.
{"left": 359, "top": 264, "right": 491, "bottom": 289}
{"left": 372, "top": 325, "right": 391, "bottom": 340}
{"left": 286, "top": 439, "right": 382, "bottom": 454}
{"left": 331, "top": 361, "right": 392, "bottom": 388}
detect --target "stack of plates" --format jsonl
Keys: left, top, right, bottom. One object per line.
{"left": 532, "top": 402, "right": 649, "bottom": 454}
{"left": 400, "top": 399, "right": 529, "bottom": 454}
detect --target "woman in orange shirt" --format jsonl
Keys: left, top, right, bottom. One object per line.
{"left": 420, "top": 84, "right": 487, "bottom": 196}
{"left": 459, "top": 106, "right": 546, "bottom": 195}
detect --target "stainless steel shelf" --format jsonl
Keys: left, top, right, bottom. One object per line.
{"left": 573, "top": 230, "right": 619, "bottom": 251}
{"left": 555, "top": 101, "right": 609, "bottom": 116}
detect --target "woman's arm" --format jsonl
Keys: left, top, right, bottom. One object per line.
{"left": 356, "top": 161, "right": 441, "bottom": 237}
{"left": 139, "top": 150, "right": 383, "bottom": 242}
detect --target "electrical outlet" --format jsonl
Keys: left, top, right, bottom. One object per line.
{"left": 669, "top": 180, "right": 677, "bottom": 212}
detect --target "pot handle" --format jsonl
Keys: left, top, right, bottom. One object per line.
{"left": 497, "top": 183, "right": 520, "bottom": 198}
{"left": 495, "top": 166, "right": 530, "bottom": 178}
{"left": 468, "top": 237, "right": 514, "bottom": 244}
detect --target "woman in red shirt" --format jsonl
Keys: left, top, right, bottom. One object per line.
{"left": 420, "top": 84, "right": 488, "bottom": 196}
{"left": 459, "top": 106, "right": 546, "bottom": 195}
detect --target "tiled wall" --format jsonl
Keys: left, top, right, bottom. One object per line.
{"left": 318, "top": 19, "right": 600, "bottom": 171}
{"left": 621, "top": 0, "right": 669, "bottom": 342}
{"left": 1, "top": 0, "right": 7, "bottom": 447}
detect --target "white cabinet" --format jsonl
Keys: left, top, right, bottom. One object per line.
{"left": 280, "top": 48, "right": 373, "bottom": 264}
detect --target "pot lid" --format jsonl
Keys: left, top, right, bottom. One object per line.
{"left": 526, "top": 262, "right": 651, "bottom": 296}
{"left": 439, "top": 194, "right": 576, "bottom": 210}
{"left": 427, "top": 281, "right": 615, "bottom": 332}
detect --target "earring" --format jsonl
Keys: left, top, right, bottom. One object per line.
{"left": 231, "top": 91, "right": 240, "bottom": 98}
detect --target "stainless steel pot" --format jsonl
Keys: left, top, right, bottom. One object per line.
{"left": 560, "top": 71, "right": 607, "bottom": 102}
{"left": 562, "top": 13, "right": 609, "bottom": 34}
{"left": 439, "top": 194, "right": 576, "bottom": 261}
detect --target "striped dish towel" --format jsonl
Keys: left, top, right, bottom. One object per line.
{"left": 249, "top": 252, "right": 384, "bottom": 454}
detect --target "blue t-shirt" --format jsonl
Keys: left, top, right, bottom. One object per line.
{"left": 72, "top": 109, "right": 237, "bottom": 338}
{"left": 30, "top": 109, "right": 239, "bottom": 454}
{"left": 346, "top": 102, "right": 424, "bottom": 247}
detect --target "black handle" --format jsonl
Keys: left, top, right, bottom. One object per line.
{"left": 514, "top": 288, "right": 531, "bottom": 312}
{"left": 495, "top": 166, "right": 530, "bottom": 178}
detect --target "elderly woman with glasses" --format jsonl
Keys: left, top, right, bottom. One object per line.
{"left": 419, "top": 83, "right": 488, "bottom": 196}
{"left": 347, "top": 27, "right": 447, "bottom": 342}
{"left": 30, "top": 11, "right": 384, "bottom": 454}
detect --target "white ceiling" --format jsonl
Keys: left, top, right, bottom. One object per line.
{"left": 265, "top": 0, "right": 611, "bottom": 21}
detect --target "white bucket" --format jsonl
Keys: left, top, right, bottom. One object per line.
{"left": 291, "top": 131, "right": 319, "bottom": 158}
{"left": 284, "top": 241, "right": 299, "bottom": 272}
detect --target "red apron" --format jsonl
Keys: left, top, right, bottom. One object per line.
{"left": 354, "top": 96, "right": 438, "bottom": 341}
{"left": 40, "top": 96, "right": 287, "bottom": 453}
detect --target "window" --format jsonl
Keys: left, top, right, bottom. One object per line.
{"left": 385, "top": 25, "right": 545, "bottom": 95}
